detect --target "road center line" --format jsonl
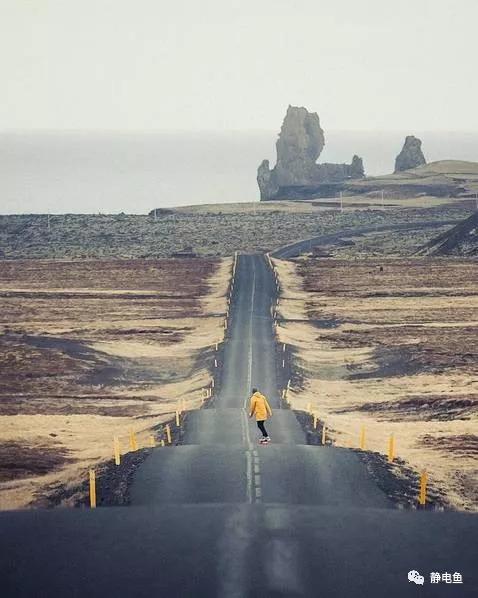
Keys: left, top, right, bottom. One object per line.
{"left": 245, "top": 449, "right": 253, "bottom": 504}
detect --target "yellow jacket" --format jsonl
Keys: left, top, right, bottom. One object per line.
{"left": 249, "top": 392, "right": 272, "bottom": 421}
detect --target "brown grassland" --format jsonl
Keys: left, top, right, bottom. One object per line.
{"left": 0, "top": 258, "right": 231, "bottom": 509}
{"left": 274, "top": 256, "right": 478, "bottom": 510}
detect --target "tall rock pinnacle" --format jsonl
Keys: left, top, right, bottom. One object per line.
{"left": 394, "top": 136, "right": 427, "bottom": 173}
{"left": 257, "top": 105, "right": 364, "bottom": 200}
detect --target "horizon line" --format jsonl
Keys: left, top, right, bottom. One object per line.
{"left": 2, "top": 127, "right": 478, "bottom": 135}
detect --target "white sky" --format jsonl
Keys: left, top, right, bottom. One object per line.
{"left": 1, "top": 0, "right": 477, "bottom": 132}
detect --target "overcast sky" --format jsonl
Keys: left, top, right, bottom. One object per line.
{"left": 1, "top": 0, "right": 477, "bottom": 132}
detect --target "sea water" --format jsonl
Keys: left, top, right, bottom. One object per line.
{"left": 1, "top": 130, "right": 477, "bottom": 214}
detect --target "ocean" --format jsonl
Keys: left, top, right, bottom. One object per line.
{"left": 1, "top": 130, "right": 478, "bottom": 214}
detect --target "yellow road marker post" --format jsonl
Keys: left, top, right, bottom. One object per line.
{"left": 215, "top": 342, "right": 218, "bottom": 351}
{"left": 283, "top": 343, "right": 286, "bottom": 352}
{"left": 114, "top": 436, "right": 121, "bottom": 466}
{"left": 360, "top": 426, "right": 366, "bottom": 450}
{"left": 419, "top": 470, "right": 428, "bottom": 506}
{"left": 160, "top": 439, "right": 165, "bottom": 447}
{"left": 313, "top": 414, "right": 318, "bottom": 429}
{"left": 166, "top": 424, "right": 172, "bottom": 444}
{"left": 175, "top": 410, "right": 180, "bottom": 427}
{"left": 211, "top": 378, "right": 215, "bottom": 388}
{"left": 321, "top": 424, "right": 327, "bottom": 445}
{"left": 388, "top": 434, "right": 395, "bottom": 463}
{"left": 89, "top": 469, "right": 96, "bottom": 508}
{"left": 129, "top": 429, "right": 138, "bottom": 452}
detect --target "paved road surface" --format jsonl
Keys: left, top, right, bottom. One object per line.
{"left": 132, "top": 254, "right": 390, "bottom": 509}
{"left": 271, "top": 220, "right": 459, "bottom": 258}
{"left": 1, "top": 252, "right": 477, "bottom": 597}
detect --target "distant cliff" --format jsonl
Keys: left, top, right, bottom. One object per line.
{"left": 257, "top": 106, "right": 364, "bottom": 200}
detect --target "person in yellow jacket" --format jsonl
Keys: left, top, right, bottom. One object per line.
{"left": 249, "top": 388, "right": 273, "bottom": 443}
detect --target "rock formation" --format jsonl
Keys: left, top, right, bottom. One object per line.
{"left": 257, "top": 105, "right": 365, "bottom": 200}
{"left": 394, "top": 136, "right": 426, "bottom": 173}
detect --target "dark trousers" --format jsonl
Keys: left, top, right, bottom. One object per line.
{"left": 257, "top": 420, "right": 268, "bottom": 437}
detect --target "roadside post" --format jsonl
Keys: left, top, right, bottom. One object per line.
{"left": 321, "top": 423, "right": 327, "bottom": 445}
{"left": 89, "top": 469, "right": 96, "bottom": 508}
{"left": 114, "top": 436, "right": 121, "bottom": 466}
{"left": 419, "top": 470, "right": 428, "bottom": 506}
{"left": 166, "top": 424, "right": 172, "bottom": 444}
{"left": 360, "top": 426, "right": 366, "bottom": 450}
{"left": 388, "top": 434, "right": 395, "bottom": 463}
{"left": 129, "top": 429, "right": 138, "bottom": 451}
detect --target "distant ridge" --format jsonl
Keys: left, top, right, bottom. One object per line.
{"left": 347, "top": 159, "right": 478, "bottom": 199}
{"left": 417, "top": 210, "right": 478, "bottom": 256}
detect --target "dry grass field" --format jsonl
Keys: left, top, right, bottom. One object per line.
{"left": 0, "top": 258, "right": 231, "bottom": 509}
{"left": 274, "top": 256, "right": 478, "bottom": 510}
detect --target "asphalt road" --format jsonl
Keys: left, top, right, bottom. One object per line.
{"left": 271, "top": 220, "right": 460, "bottom": 258}
{"left": 1, "top": 252, "right": 477, "bottom": 597}
{"left": 131, "top": 254, "right": 392, "bottom": 510}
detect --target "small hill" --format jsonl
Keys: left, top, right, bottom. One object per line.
{"left": 347, "top": 160, "right": 478, "bottom": 199}
{"left": 417, "top": 211, "right": 478, "bottom": 256}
